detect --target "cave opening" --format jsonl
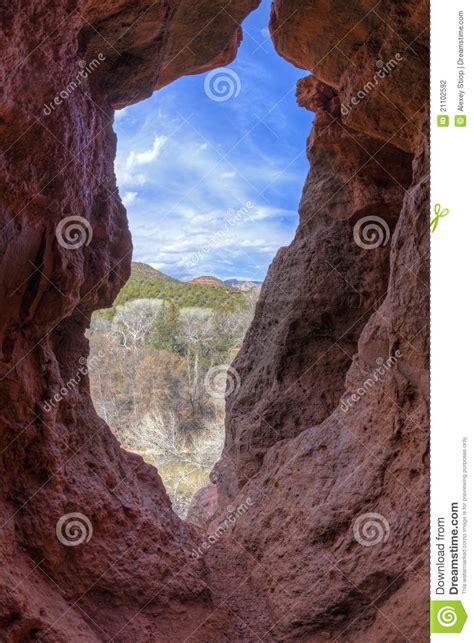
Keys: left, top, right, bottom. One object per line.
{"left": 0, "top": 0, "right": 429, "bottom": 638}
{"left": 86, "top": 0, "right": 312, "bottom": 519}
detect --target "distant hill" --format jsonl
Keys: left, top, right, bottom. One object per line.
{"left": 131, "top": 262, "right": 177, "bottom": 282}
{"left": 189, "top": 275, "right": 226, "bottom": 288}
{"left": 101, "top": 263, "right": 245, "bottom": 317}
{"left": 224, "top": 279, "right": 262, "bottom": 291}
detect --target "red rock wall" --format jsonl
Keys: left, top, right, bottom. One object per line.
{"left": 0, "top": 0, "right": 428, "bottom": 640}
{"left": 0, "top": 1, "right": 257, "bottom": 640}
{"left": 213, "top": 0, "right": 429, "bottom": 640}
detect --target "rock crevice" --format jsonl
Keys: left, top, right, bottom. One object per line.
{"left": 0, "top": 0, "right": 428, "bottom": 640}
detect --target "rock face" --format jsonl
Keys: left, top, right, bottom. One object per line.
{"left": 0, "top": 1, "right": 257, "bottom": 640}
{"left": 186, "top": 484, "right": 218, "bottom": 528}
{"left": 0, "top": 0, "right": 428, "bottom": 642}
{"left": 213, "top": 0, "right": 429, "bottom": 640}
{"left": 188, "top": 276, "right": 226, "bottom": 288}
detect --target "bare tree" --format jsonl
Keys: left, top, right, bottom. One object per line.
{"left": 176, "top": 307, "right": 216, "bottom": 410}
{"left": 128, "top": 408, "right": 223, "bottom": 471}
{"left": 126, "top": 408, "right": 184, "bottom": 464}
{"left": 189, "top": 419, "right": 224, "bottom": 469}
{"left": 112, "top": 298, "right": 164, "bottom": 349}
{"left": 214, "top": 298, "right": 256, "bottom": 350}
{"left": 87, "top": 295, "right": 255, "bottom": 516}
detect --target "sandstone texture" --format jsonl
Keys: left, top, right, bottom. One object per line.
{"left": 0, "top": 0, "right": 428, "bottom": 641}
{"left": 0, "top": 1, "right": 257, "bottom": 640}
{"left": 213, "top": 0, "right": 429, "bottom": 639}
{"left": 186, "top": 484, "right": 218, "bottom": 529}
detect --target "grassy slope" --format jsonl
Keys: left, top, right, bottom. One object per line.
{"left": 100, "top": 262, "right": 245, "bottom": 316}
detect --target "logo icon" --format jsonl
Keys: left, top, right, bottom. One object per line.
{"left": 353, "top": 216, "right": 390, "bottom": 250}
{"left": 204, "top": 365, "right": 241, "bottom": 399}
{"left": 430, "top": 601, "right": 467, "bottom": 633}
{"left": 352, "top": 512, "right": 390, "bottom": 547}
{"left": 430, "top": 203, "right": 449, "bottom": 233}
{"left": 56, "top": 512, "right": 93, "bottom": 546}
{"left": 56, "top": 215, "right": 93, "bottom": 249}
{"left": 437, "top": 115, "right": 449, "bottom": 127}
{"left": 455, "top": 115, "right": 466, "bottom": 127}
{"left": 204, "top": 68, "right": 241, "bottom": 102}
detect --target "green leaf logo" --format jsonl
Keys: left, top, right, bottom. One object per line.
{"left": 430, "top": 601, "right": 468, "bottom": 634}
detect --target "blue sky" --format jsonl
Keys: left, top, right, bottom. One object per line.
{"left": 114, "top": 0, "right": 312, "bottom": 282}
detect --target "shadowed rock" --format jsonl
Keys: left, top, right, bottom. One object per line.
{"left": 0, "top": 0, "right": 428, "bottom": 640}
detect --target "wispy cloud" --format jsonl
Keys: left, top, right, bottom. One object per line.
{"left": 126, "top": 136, "right": 167, "bottom": 169}
{"left": 122, "top": 191, "right": 138, "bottom": 206}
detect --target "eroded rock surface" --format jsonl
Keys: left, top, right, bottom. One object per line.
{"left": 213, "top": 0, "right": 429, "bottom": 640}
{"left": 187, "top": 484, "right": 218, "bottom": 529}
{"left": 0, "top": 0, "right": 428, "bottom": 641}
{"left": 0, "top": 0, "right": 257, "bottom": 640}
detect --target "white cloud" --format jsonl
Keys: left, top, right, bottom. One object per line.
{"left": 112, "top": 65, "right": 310, "bottom": 280}
{"left": 126, "top": 199, "right": 293, "bottom": 281}
{"left": 115, "top": 107, "right": 129, "bottom": 121}
{"left": 126, "top": 136, "right": 167, "bottom": 169}
{"left": 115, "top": 136, "right": 167, "bottom": 186}
{"left": 122, "top": 191, "right": 138, "bottom": 206}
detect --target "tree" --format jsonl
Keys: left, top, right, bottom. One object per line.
{"left": 150, "top": 301, "right": 179, "bottom": 352}
{"left": 87, "top": 291, "right": 257, "bottom": 516}
{"left": 112, "top": 298, "right": 163, "bottom": 349}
